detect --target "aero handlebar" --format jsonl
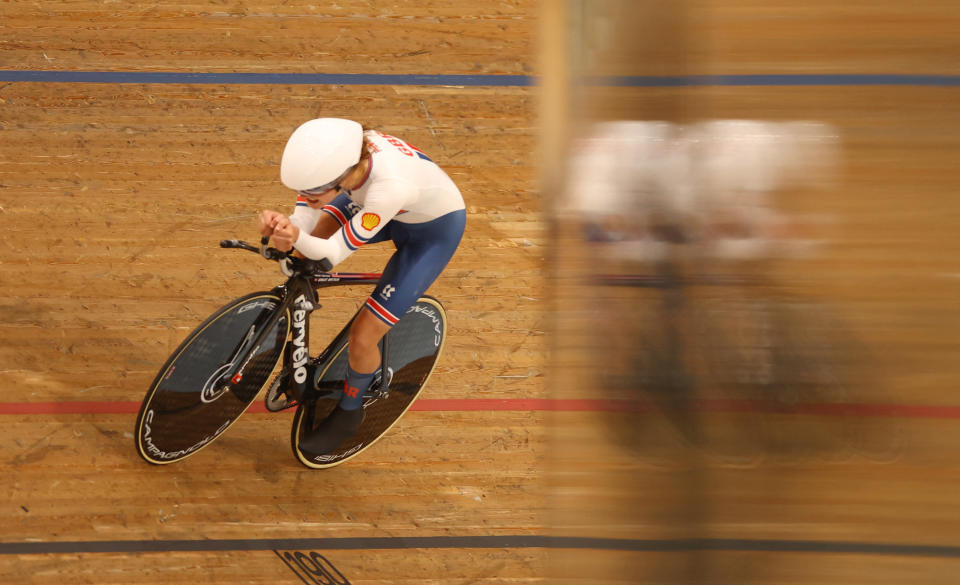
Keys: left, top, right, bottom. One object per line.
{"left": 220, "top": 237, "right": 334, "bottom": 272}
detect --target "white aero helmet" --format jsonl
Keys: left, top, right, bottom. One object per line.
{"left": 280, "top": 118, "right": 364, "bottom": 191}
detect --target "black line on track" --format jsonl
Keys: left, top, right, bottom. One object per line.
{"left": 4, "top": 536, "right": 960, "bottom": 558}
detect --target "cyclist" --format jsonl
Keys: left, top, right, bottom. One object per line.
{"left": 259, "top": 118, "right": 465, "bottom": 454}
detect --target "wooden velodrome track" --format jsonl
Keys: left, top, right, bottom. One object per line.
{"left": 2, "top": 1, "right": 960, "bottom": 583}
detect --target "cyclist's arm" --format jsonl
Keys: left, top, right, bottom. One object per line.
{"left": 288, "top": 200, "right": 323, "bottom": 234}
{"left": 277, "top": 213, "right": 340, "bottom": 260}
{"left": 308, "top": 212, "right": 342, "bottom": 239}
{"left": 293, "top": 180, "right": 411, "bottom": 266}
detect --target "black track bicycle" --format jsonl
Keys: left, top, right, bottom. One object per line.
{"left": 594, "top": 268, "right": 900, "bottom": 464}
{"left": 134, "top": 238, "right": 447, "bottom": 468}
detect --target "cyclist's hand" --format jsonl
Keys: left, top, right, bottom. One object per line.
{"left": 270, "top": 217, "right": 300, "bottom": 252}
{"left": 257, "top": 210, "right": 285, "bottom": 237}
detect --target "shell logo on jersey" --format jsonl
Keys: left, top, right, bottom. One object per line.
{"left": 361, "top": 213, "right": 381, "bottom": 231}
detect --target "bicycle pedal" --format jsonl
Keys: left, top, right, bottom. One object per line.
{"left": 265, "top": 370, "right": 300, "bottom": 412}
{"left": 365, "top": 367, "right": 394, "bottom": 399}
{"left": 265, "top": 384, "right": 300, "bottom": 411}
{"left": 365, "top": 386, "right": 388, "bottom": 400}
{"left": 265, "top": 394, "right": 299, "bottom": 412}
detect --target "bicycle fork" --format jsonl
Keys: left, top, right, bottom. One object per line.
{"left": 220, "top": 282, "right": 315, "bottom": 404}
{"left": 217, "top": 294, "right": 293, "bottom": 392}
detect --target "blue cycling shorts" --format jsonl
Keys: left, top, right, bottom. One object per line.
{"left": 322, "top": 193, "right": 466, "bottom": 326}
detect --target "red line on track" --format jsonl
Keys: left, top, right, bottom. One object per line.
{"left": 1, "top": 399, "right": 960, "bottom": 418}
{"left": 0, "top": 399, "right": 608, "bottom": 415}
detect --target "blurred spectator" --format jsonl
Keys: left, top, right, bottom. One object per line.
{"left": 560, "top": 119, "right": 838, "bottom": 263}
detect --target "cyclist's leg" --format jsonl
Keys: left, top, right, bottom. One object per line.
{"left": 301, "top": 210, "right": 465, "bottom": 454}
{"left": 344, "top": 312, "right": 390, "bottom": 393}
{"left": 351, "top": 208, "right": 464, "bottom": 398}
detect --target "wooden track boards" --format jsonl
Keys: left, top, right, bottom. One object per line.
{"left": 3, "top": 0, "right": 960, "bottom": 583}
{"left": 1, "top": 2, "right": 543, "bottom": 583}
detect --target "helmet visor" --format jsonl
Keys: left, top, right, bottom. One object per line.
{"left": 297, "top": 166, "right": 353, "bottom": 196}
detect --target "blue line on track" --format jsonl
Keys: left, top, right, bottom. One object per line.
{"left": 2, "top": 70, "right": 960, "bottom": 87}
{"left": 4, "top": 536, "right": 960, "bottom": 557}
{"left": 586, "top": 74, "right": 960, "bottom": 87}
{"left": 0, "top": 70, "right": 532, "bottom": 86}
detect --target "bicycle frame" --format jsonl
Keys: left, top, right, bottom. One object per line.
{"left": 284, "top": 270, "right": 388, "bottom": 407}
{"left": 218, "top": 238, "right": 384, "bottom": 409}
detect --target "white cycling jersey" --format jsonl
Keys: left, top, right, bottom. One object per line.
{"left": 290, "top": 130, "right": 465, "bottom": 265}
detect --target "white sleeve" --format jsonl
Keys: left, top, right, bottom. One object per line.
{"left": 289, "top": 203, "right": 323, "bottom": 234}
{"left": 292, "top": 230, "right": 349, "bottom": 265}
